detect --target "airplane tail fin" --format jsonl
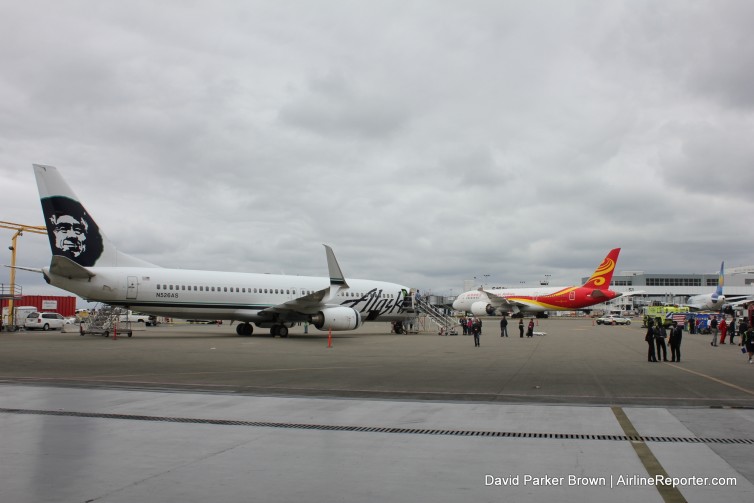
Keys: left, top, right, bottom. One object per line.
{"left": 715, "top": 261, "right": 724, "bottom": 298}
{"left": 581, "top": 248, "right": 621, "bottom": 290}
{"left": 33, "top": 164, "right": 157, "bottom": 269}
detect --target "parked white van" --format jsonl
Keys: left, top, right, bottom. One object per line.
{"left": 24, "top": 312, "right": 66, "bottom": 331}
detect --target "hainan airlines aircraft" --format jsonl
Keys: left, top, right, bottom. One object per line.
{"left": 29, "top": 164, "right": 416, "bottom": 336}
{"left": 452, "top": 248, "right": 637, "bottom": 317}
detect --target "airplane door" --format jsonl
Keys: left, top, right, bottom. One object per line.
{"left": 569, "top": 291, "right": 576, "bottom": 301}
{"left": 126, "top": 276, "right": 138, "bottom": 300}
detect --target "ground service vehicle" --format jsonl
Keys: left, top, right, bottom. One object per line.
{"left": 595, "top": 315, "right": 631, "bottom": 325}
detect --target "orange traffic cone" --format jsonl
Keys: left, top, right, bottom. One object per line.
{"left": 327, "top": 329, "right": 332, "bottom": 348}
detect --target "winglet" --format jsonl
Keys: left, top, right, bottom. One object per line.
{"left": 582, "top": 248, "right": 621, "bottom": 290}
{"left": 324, "top": 244, "right": 349, "bottom": 288}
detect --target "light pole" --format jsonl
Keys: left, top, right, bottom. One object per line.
{"left": 1, "top": 221, "right": 47, "bottom": 330}
{"left": 474, "top": 274, "right": 490, "bottom": 288}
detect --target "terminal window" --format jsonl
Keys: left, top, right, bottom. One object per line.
{"left": 646, "top": 278, "right": 702, "bottom": 287}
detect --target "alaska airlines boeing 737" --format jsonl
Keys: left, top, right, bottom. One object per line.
{"left": 29, "top": 164, "right": 415, "bottom": 336}
{"left": 452, "top": 248, "right": 639, "bottom": 317}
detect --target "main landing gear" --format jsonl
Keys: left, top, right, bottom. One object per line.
{"left": 270, "top": 325, "right": 288, "bottom": 337}
{"left": 235, "top": 323, "right": 289, "bottom": 337}
{"left": 236, "top": 323, "right": 254, "bottom": 336}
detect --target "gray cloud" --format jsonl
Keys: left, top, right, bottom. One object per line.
{"left": 279, "top": 71, "right": 410, "bottom": 139}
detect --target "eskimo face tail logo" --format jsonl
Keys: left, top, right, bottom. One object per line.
{"left": 586, "top": 257, "right": 616, "bottom": 287}
{"left": 40, "top": 196, "right": 104, "bottom": 267}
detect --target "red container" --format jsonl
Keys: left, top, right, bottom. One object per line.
{"left": 1, "top": 295, "right": 77, "bottom": 317}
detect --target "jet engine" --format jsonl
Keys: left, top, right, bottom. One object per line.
{"left": 471, "top": 301, "right": 496, "bottom": 316}
{"left": 311, "top": 306, "right": 363, "bottom": 331}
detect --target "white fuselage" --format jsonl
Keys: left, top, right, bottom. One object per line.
{"left": 453, "top": 286, "right": 572, "bottom": 313}
{"left": 685, "top": 293, "right": 725, "bottom": 312}
{"left": 46, "top": 266, "right": 411, "bottom": 323}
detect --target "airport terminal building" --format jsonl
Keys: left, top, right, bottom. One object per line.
{"left": 590, "top": 265, "right": 754, "bottom": 312}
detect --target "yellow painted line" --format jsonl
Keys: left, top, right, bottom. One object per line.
{"left": 611, "top": 407, "right": 687, "bottom": 503}
{"left": 665, "top": 363, "right": 754, "bottom": 396}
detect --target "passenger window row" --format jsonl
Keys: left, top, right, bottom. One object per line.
{"left": 153, "top": 284, "right": 394, "bottom": 299}
{"left": 156, "top": 284, "right": 305, "bottom": 295}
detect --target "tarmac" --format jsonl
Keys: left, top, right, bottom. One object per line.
{"left": 1, "top": 317, "right": 753, "bottom": 502}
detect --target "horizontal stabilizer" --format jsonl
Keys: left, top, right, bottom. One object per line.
{"left": 589, "top": 289, "right": 609, "bottom": 299}
{"left": 618, "top": 290, "right": 645, "bottom": 298}
{"left": 3, "top": 265, "right": 44, "bottom": 274}
{"left": 49, "top": 255, "right": 95, "bottom": 279}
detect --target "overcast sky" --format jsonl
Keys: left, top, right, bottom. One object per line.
{"left": 2, "top": 0, "right": 754, "bottom": 300}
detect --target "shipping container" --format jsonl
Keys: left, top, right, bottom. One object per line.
{"left": 1, "top": 295, "right": 77, "bottom": 318}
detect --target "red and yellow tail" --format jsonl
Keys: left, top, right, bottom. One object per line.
{"left": 582, "top": 248, "right": 621, "bottom": 290}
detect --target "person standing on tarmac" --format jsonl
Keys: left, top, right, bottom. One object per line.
{"left": 500, "top": 315, "right": 508, "bottom": 337}
{"left": 669, "top": 320, "right": 683, "bottom": 362}
{"left": 645, "top": 319, "right": 657, "bottom": 362}
{"left": 744, "top": 326, "right": 754, "bottom": 364}
{"left": 728, "top": 317, "right": 736, "bottom": 345}
{"left": 526, "top": 318, "right": 535, "bottom": 337}
{"left": 654, "top": 320, "right": 668, "bottom": 362}
{"left": 739, "top": 318, "right": 749, "bottom": 347}
{"left": 519, "top": 318, "right": 524, "bottom": 338}
{"left": 472, "top": 319, "right": 481, "bottom": 347}
{"left": 719, "top": 317, "right": 728, "bottom": 345}
{"left": 710, "top": 316, "right": 719, "bottom": 346}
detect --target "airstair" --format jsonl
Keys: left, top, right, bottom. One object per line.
{"left": 414, "top": 296, "right": 458, "bottom": 335}
{"left": 80, "top": 305, "right": 132, "bottom": 337}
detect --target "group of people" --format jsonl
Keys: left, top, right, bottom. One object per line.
{"left": 645, "top": 317, "right": 683, "bottom": 362}
{"left": 646, "top": 314, "right": 754, "bottom": 364}
{"left": 708, "top": 315, "right": 754, "bottom": 363}
{"left": 708, "top": 315, "right": 748, "bottom": 346}
{"left": 458, "top": 316, "right": 484, "bottom": 346}
{"left": 500, "top": 316, "right": 536, "bottom": 338}
{"left": 458, "top": 315, "right": 537, "bottom": 347}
